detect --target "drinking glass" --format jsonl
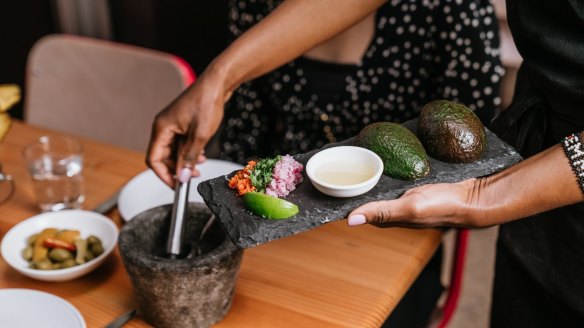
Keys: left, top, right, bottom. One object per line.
{"left": 22, "top": 136, "right": 85, "bottom": 211}
{"left": 0, "top": 164, "right": 14, "bottom": 205}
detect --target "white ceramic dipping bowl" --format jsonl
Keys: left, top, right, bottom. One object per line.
{"left": 306, "top": 146, "right": 383, "bottom": 198}
{"left": 1, "top": 210, "right": 118, "bottom": 282}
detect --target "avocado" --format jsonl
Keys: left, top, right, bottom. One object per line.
{"left": 356, "top": 122, "right": 430, "bottom": 180}
{"left": 417, "top": 100, "right": 486, "bottom": 163}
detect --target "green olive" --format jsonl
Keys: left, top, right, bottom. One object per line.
{"left": 61, "top": 259, "right": 77, "bottom": 269}
{"left": 87, "top": 235, "right": 102, "bottom": 247}
{"left": 84, "top": 250, "right": 96, "bottom": 261}
{"left": 90, "top": 243, "right": 104, "bottom": 256}
{"left": 22, "top": 246, "right": 33, "bottom": 261}
{"left": 33, "top": 259, "right": 53, "bottom": 270}
{"left": 52, "top": 262, "right": 62, "bottom": 270}
{"left": 27, "top": 233, "right": 39, "bottom": 246}
{"left": 49, "top": 248, "right": 74, "bottom": 262}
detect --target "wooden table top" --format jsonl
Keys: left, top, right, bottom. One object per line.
{"left": 0, "top": 121, "right": 441, "bottom": 327}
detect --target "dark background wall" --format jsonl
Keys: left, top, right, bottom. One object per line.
{"left": 0, "top": 0, "right": 229, "bottom": 119}
{"left": 0, "top": 1, "right": 56, "bottom": 119}
{"left": 108, "top": 0, "right": 228, "bottom": 75}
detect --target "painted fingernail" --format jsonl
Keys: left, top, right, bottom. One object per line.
{"left": 348, "top": 214, "right": 367, "bottom": 226}
{"left": 178, "top": 168, "right": 192, "bottom": 183}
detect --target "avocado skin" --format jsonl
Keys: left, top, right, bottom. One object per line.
{"left": 356, "top": 122, "right": 430, "bottom": 180}
{"left": 417, "top": 100, "right": 486, "bottom": 163}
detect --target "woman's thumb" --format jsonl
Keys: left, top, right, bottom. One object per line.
{"left": 347, "top": 200, "right": 397, "bottom": 226}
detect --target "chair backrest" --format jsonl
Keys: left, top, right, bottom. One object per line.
{"left": 25, "top": 34, "right": 194, "bottom": 151}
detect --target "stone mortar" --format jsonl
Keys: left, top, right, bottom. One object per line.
{"left": 119, "top": 203, "right": 243, "bottom": 328}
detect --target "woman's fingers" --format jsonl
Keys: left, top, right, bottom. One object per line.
{"left": 146, "top": 118, "right": 180, "bottom": 188}
{"left": 347, "top": 180, "right": 477, "bottom": 228}
{"left": 175, "top": 116, "right": 220, "bottom": 183}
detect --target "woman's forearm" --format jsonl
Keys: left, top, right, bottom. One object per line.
{"left": 472, "top": 133, "right": 584, "bottom": 226}
{"left": 211, "top": 0, "right": 387, "bottom": 92}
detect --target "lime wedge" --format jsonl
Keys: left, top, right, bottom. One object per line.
{"left": 243, "top": 192, "right": 299, "bottom": 220}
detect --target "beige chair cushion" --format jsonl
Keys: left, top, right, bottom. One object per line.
{"left": 25, "top": 34, "right": 194, "bottom": 151}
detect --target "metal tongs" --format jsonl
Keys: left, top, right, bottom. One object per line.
{"left": 166, "top": 178, "right": 190, "bottom": 258}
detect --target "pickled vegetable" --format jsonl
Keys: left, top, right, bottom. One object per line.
{"left": 90, "top": 242, "right": 104, "bottom": 256}
{"left": 49, "top": 248, "right": 74, "bottom": 262}
{"left": 74, "top": 239, "right": 87, "bottom": 265}
{"left": 32, "top": 228, "right": 57, "bottom": 262}
{"left": 22, "top": 246, "right": 33, "bottom": 261}
{"left": 87, "top": 235, "right": 100, "bottom": 246}
{"left": 32, "top": 259, "right": 53, "bottom": 270}
{"left": 43, "top": 238, "right": 76, "bottom": 251}
{"left": 56, "top": 230, "right": 80, "bottom": 244}
{"left": 22, "top": 228, "right": 105, "bottom": 270}
{"left": 27, "top": 233, "right": 39, "bottom": 246}
{"left": 61, "top": 259, "right": 77, "bottom": 269}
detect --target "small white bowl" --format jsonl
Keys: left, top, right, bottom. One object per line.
{"left": 1, "top": 210, "right": 118, "bottom": 282}
{"left": 306, "top": 146, "right": 383, "bottom": 198}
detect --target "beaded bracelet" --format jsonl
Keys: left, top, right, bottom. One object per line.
{"left": 561, "top": 133, "right": 584, "bottom": 195}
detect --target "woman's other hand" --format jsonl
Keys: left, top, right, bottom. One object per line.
{"left": 347, "top": 179, "right": 485, "bottom": 228}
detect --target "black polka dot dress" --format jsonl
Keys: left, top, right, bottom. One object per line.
{"left": 219, "top": 0, "right": 504, "bottom": 163}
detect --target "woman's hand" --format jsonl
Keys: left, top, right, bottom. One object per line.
{"left": 146, "top": 65, "right": 231, "bottom": 188}
{"left": 347, "top": 179, "right": 486, "bottom": 228}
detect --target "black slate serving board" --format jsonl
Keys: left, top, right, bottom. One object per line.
{"left": 198, "top": 120, "right": 522, "bottom": 248}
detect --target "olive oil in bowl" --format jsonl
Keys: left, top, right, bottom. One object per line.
{"left": 306, "top": 146, "right": 383, "bottom": 198}
{"left": 315, "top": 167, "right": 375, "bottom": 186}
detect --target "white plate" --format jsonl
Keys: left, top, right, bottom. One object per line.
{"left": 118, "top": 159, "right": 242, "bottom": 221}
{"left": 0, "top": 289, "right": 86, "bottom": 328}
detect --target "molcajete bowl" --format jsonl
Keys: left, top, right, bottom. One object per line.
{"left": 118, "top": 203, "right": 243, "bottom": 328}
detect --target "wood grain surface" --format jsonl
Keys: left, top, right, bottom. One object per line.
{"left": 0, "top": 121, "right": 441, "bottom": 327}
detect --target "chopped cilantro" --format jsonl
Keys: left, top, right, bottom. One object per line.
{"left": 250, "top": 155, "right": 281, "bottom": 192}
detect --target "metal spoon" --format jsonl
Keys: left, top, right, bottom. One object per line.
{"left": 196, "top": 215, "right": 216, "bottom": 257}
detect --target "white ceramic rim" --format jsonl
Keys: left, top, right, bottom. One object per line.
{"left": 0, "top": 288, "right": 86, "bottom": 328}
{"left": 306, "top": 146, "right": 383, "bottom": 190}
{"left": 0, "top": 210, "right": 118, "bottom": 279}
{"left": 118, "top": 159, "right": 243, "bottom": 221}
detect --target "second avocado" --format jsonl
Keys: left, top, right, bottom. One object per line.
{"left": 356, "top": 122, "right": 430, "bottom": 180}
{"left": 417, "top": 100, "right": 486, "bottom": 163}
